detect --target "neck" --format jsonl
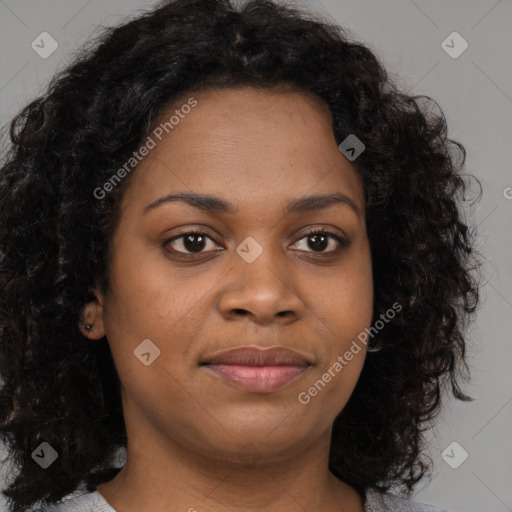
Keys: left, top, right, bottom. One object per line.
{"left": 97, "top": 425, "right": 364, "bottom": 512}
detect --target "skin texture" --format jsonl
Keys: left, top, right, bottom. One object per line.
{"left": 81, "top": 87, "right": 373, "bottom": 512}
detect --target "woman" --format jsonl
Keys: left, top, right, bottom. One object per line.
{"left": 0, "top": 0, "right": 480, "bottom": 511}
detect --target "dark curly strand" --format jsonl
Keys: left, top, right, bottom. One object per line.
{"left": 0, "top": 0, "right": 480, "bottom": 509}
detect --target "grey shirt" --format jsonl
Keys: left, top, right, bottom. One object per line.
{"left": 28, "top": 488, "right": 449, "bottom": 511}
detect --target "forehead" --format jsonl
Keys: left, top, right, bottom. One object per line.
{"left": 121, "top": 86, "right": 364, "bottom": 217}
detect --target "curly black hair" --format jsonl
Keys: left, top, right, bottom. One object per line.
{"left": 0, "top": 0, "right": 481, "bottom": 510}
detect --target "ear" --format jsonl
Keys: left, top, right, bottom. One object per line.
{"left": 79, "top": 287, "right": 107, "bottom": 340}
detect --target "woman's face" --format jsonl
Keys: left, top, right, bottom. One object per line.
{"left": 91, "top": 86, "right": 373, "bottom": 464}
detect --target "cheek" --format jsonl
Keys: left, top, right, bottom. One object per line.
{"left": 106, "top": 242, "right": 197, "bottom": 331}
{"left": 102, "top": 251, "right": 218, "bottom": 377}
{"left": 300, "top": 286, "right": 371, "bottom": 416}
{"left": 314, "top": 248, "right": 373, "bottom": 338}
{"left": 303, "top": 246, "right": 373, "bottom": 397}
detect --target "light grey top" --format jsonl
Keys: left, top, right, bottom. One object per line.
{"left": 28, "top": 488, "right": 450, "bottom": 511}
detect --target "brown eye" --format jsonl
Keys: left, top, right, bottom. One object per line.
{"left": 292, "top": 229, "right": 350, "bottom": 253}
{"left": 163, "top": 230, "right": 220, "bottom": 255}
{"left": 162, "top": 228, "right": 350, "bottom": 259}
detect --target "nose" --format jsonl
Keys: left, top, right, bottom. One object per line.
{"left": 216, "top": 244, "right": 305, "bottom": 326}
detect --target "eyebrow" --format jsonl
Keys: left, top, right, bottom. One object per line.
{"left": 143, "top": 191, "right": 361, "bottom": 216}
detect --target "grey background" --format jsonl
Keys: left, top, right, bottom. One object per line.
{"left": 0, "top": 1, "right": 510, "bottom": 511}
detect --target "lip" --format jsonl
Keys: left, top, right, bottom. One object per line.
{"left": 201, "top": 346, "right": 311, "bottom": 366}
{"left": 200, "top": 346, "right": 312, "bottom": 393}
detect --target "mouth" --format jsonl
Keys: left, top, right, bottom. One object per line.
{"left": 200, "top": 346, "right": 312, "bottom": 393}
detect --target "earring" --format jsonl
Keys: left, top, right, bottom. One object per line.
{"left": 367, "top": 339, "right": 383, "bottom": 353}
{"left": 85, "top": 323, "right": 94, "bottom": 332}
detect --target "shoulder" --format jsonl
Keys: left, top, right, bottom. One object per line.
{"left": 26, "top": 490, "right": 116, "bottom": 512}
{"left": 364, "top": 488, "right": 450, "bottom": 512}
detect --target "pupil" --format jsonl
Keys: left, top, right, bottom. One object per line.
{"left": 184, "top": 234, "right": 205, "bottom": 252}
{"left": 309, "top": 234, "right": 327, "bottom": 251}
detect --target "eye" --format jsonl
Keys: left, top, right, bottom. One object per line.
{"left": 162, "top": 230, "right": 220, "bottom": 255}
{"left": 162, "top": 228, "right": 350, "bottom": 258}
{"left": 291, "top": 228, "right": 350, "bottom": 253}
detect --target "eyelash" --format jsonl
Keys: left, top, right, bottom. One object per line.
{"left": 161, "top": 228, "right": 350, "bottom": 259}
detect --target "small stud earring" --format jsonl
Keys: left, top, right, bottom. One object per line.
{"left": 367, "top": 339, "right": 383, "bottom": 353}
{"left": 84, "top": 323, "right": 94, "bottom": 332}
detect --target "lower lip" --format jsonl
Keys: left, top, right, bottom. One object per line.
{"left": 203, "top": 364, "right": 308, "bottom": 393}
